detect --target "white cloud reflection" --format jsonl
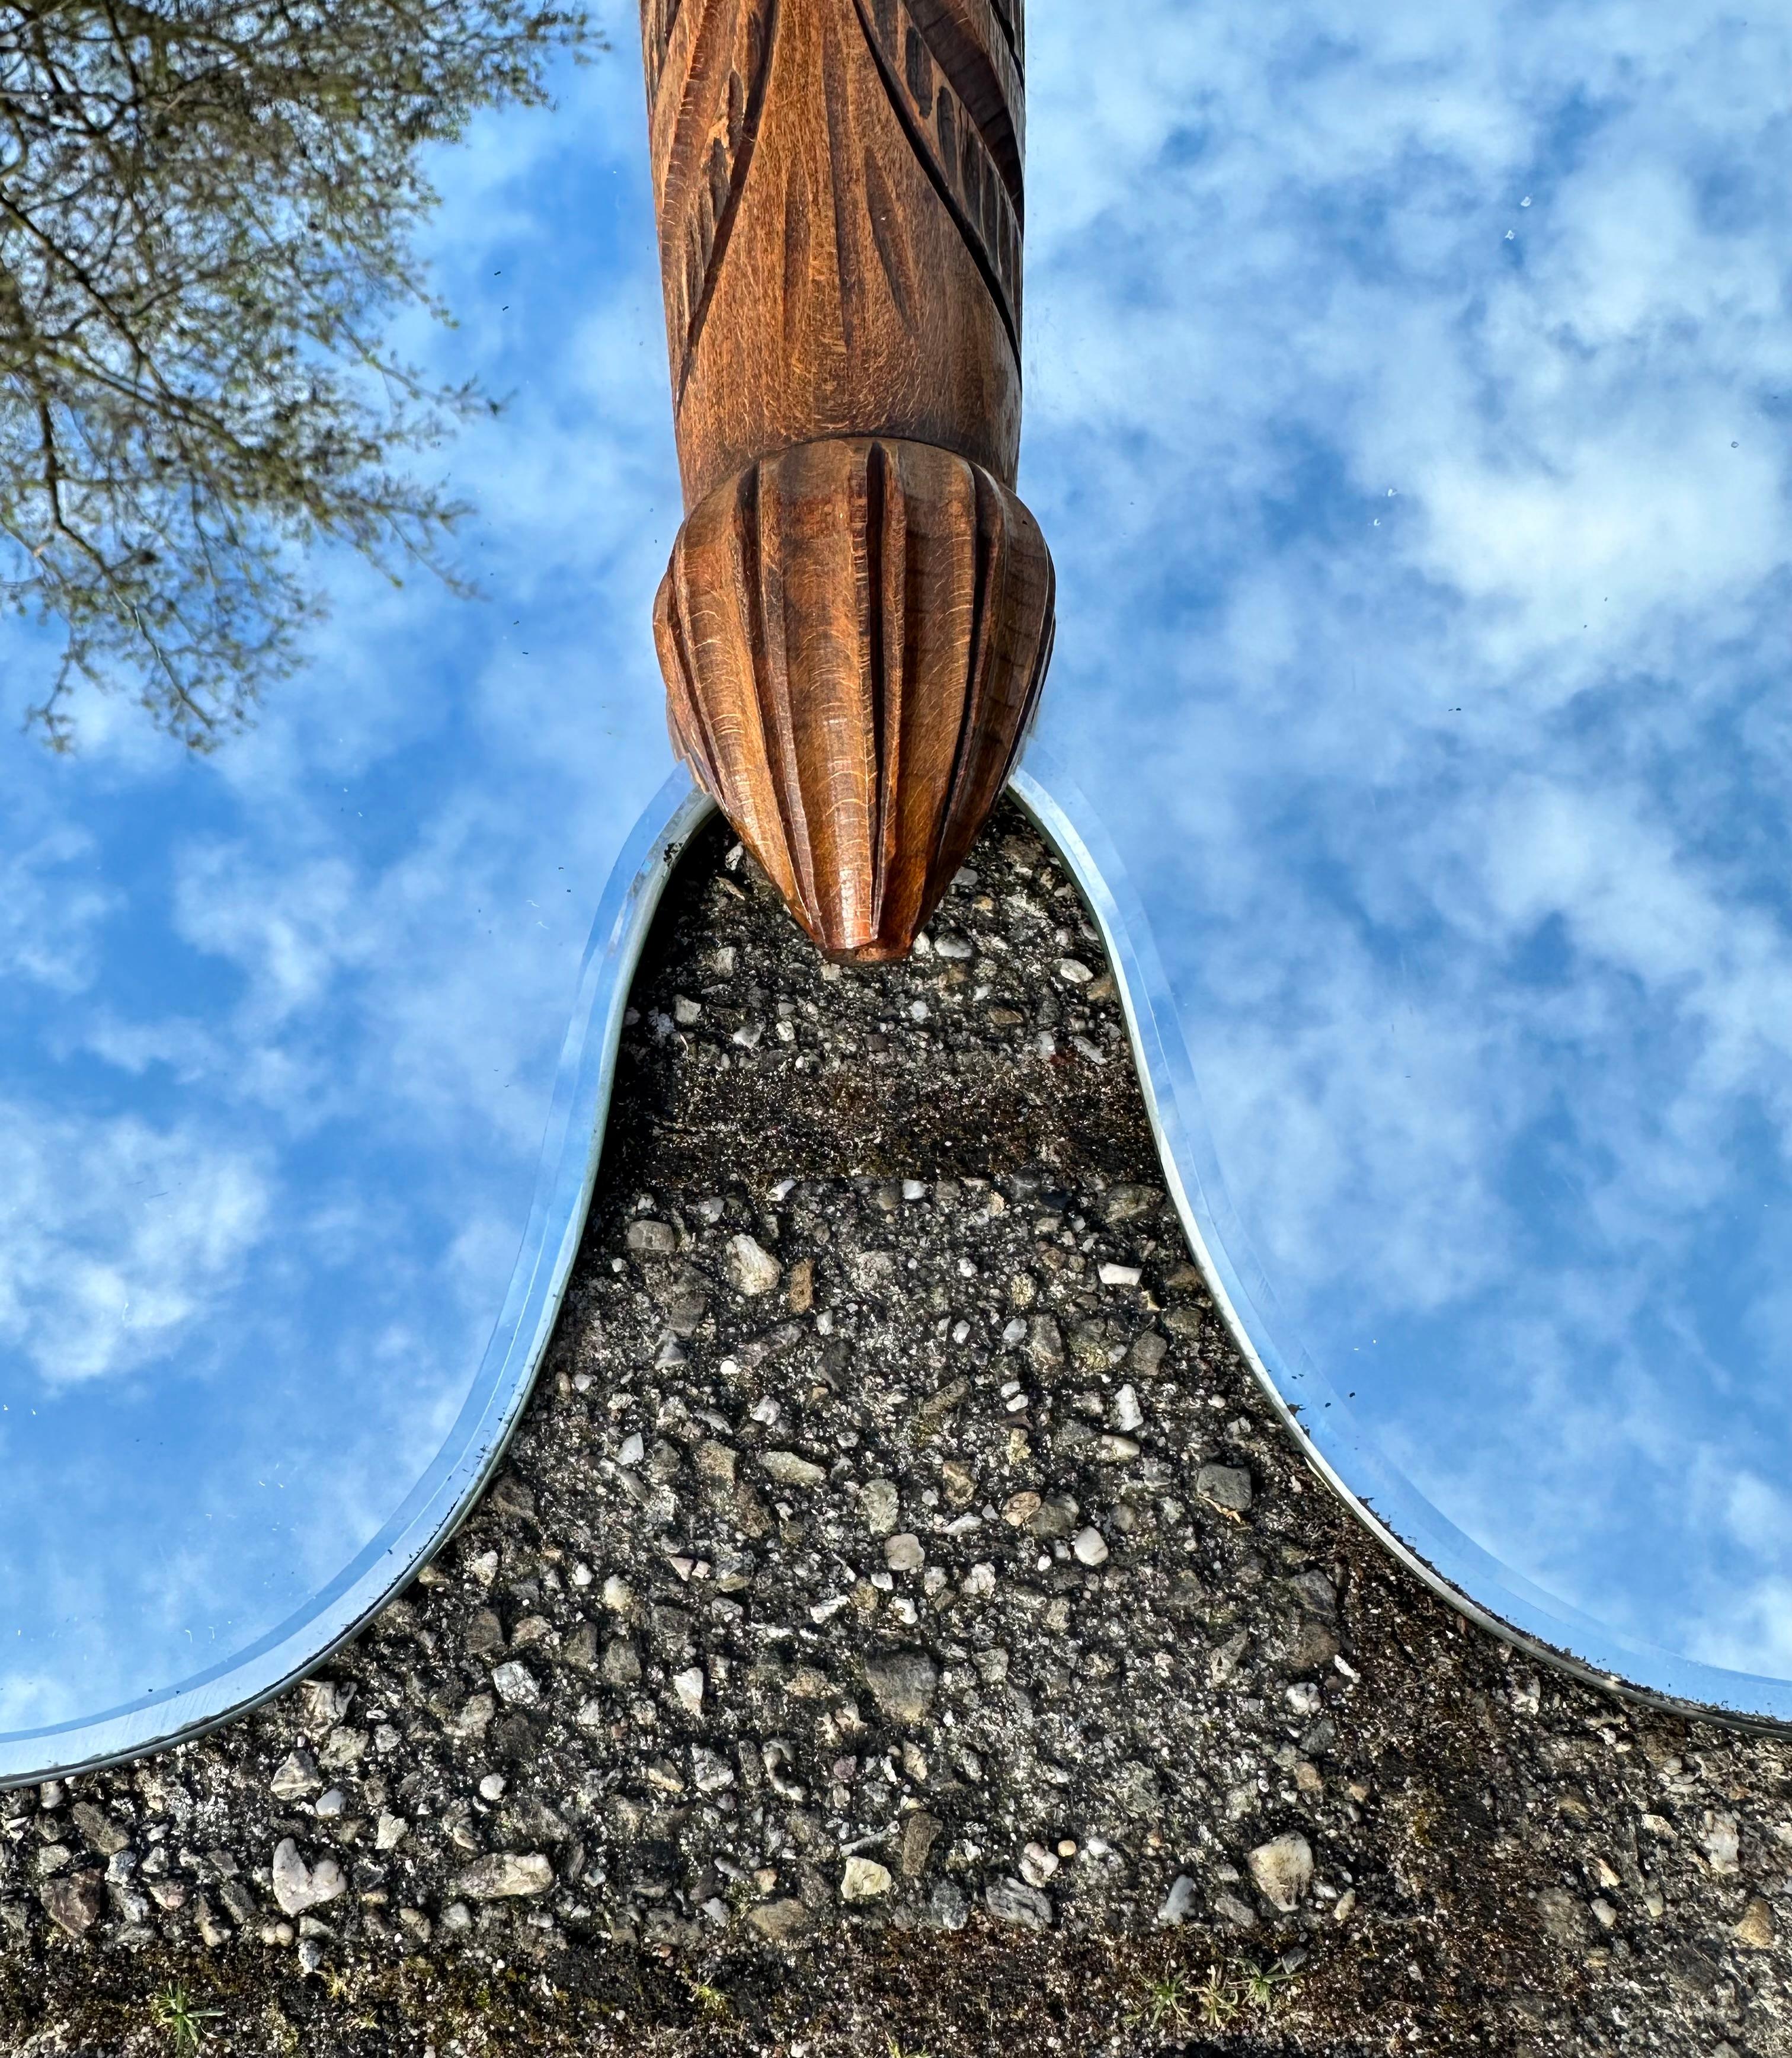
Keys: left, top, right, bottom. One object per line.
{"left": 0, "top": 1101, "right": 270, "bottom": 1386}
{"left": 4, "top": 0, "right": 1792, "bottom": 1729}
{"left": 1, "top": 819, "right": 114, "bottom": 995}
{"left": 1026, "top": 1, "right": 1792, "bottom": 1676}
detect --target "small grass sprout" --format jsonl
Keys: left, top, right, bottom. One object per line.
{"left": 688, "top": 1976, "right": 731, "bottom": 2019}
{"left": 1128, "top": 1970, "right": 1195, "bottom": 2034}
{"left": 1242, "top": 1957, "right": 1303, "bottom": 2015}
{"left": 150, "top": 1984, "right": 223, "bottom": 2055}
{"left": 1195, "top": 1963, "right": 1243, "bottom": 2031}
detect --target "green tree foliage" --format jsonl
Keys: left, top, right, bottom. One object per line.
{"left": 0, "top": 0, "right": 593, "bottom": 748}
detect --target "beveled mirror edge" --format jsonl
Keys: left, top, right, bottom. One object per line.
{"left": 0, "top": 766, "right": 716, "bottom": 1790}
{"left": 1010, "top": 741, "right": 1792, "bottom": 1736}
{"left": 11, "top": 733, "right": 1788, "bottom": 1791}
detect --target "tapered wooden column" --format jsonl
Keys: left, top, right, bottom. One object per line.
{"left": 641, "top": 0, "right": 1055, "bottom": 961}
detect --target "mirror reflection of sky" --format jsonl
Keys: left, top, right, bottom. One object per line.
{"left": 0, "top": 40, "right": 682, "bottom": 1739}
{"left": 1023, "top": 1, "right": 1792, "bottom": 1688}
{"left": 3, "top": 0, "right": 1791, "bottom": 1743}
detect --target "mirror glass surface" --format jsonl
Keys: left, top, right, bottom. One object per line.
{"left": 1022, "top": 1, "right": 1792, "bottom": 1713}
{"left": 4, "top": 0, "right": 1791, "bottom": 1768}
{"left": 0, "top": 49, "right": 684, "bottom": 1771}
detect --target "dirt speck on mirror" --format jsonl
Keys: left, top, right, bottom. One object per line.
{"left": 2, "top": 802, "right": 1787, "bottom": 2056}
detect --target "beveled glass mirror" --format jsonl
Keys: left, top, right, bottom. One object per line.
{"left": 4, "top": 0, "right": 1790, "bottom": 1782}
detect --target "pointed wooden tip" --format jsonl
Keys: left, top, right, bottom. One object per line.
{"left": 654, "top": 435, "right": 1055, "bottom": 962}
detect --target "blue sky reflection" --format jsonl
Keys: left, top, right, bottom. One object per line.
{"left": 2, "top": 0, "right": 1790, "bottom": 1740}
{"left": 1023, "top": 1, "right": 1792, "bottom": 1680}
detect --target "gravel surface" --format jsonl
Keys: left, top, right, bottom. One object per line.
{"left": 5, "top": 801, "right": 1792, "bottom": 2056}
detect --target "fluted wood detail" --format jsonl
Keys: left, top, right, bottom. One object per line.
{"left": 639, "top": 0, "right": 1052, "bottom": 960}
{"left": 655, "top": 436, "right": 1054, "bottom": 960}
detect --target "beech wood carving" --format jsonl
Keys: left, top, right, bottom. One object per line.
{"left": 641, "top": 0, "right": 1055, "bottom": 960}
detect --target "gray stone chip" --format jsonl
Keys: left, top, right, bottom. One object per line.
{"left": 453, "top": 1853, "right": 553, "bottom": 1902}
{"left": 863, "top": 1648, "right": 939, "bottom": 1723}
{"left": 1196, "top": 1462, "right": 1253, "bottom": 1513}
{"left": 985, "top": 1878, "right": 1053, "bottom": 1930}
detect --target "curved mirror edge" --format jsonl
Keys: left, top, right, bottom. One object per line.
{"left": 0, "top": 765, "right": 713, "bottom": 1791}
{"left": 1012, "top": 740, "right": 1792, "bottom": 1736}
{"left": 13, "top": 733, "right": 1787, "bottom": 1788}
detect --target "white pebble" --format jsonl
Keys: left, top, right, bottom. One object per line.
{"left": 491, "top": 1660, "right": 540, "bottom": 1708}
{"left": 860, "top": 1477, "right": 900, "bottom": 1534}
{"left": 725, "top": 1233, "right": 782, "bottom": 1296}
{"left": 841, "top": 1856, "right": 892, "bottom": 1901}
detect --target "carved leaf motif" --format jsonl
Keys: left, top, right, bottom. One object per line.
{"left": 644, "top": 0, "right": 780, "bottom": 395}
{"left": 781, "top": 155, "right": 813, "bottom": 354}
{"left": 655, "top": 436, "right": 1055, "bottom": 960}
{"left": 862, "top": 145, "right": 916, "bottom": 322}
{"left": 851, "top": 0, "right": 1025, "bottom": 353}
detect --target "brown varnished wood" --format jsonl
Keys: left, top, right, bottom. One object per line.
{"left": 641, "top": 0, "right": 1054, "bottom": 959}
{"left": 654, "top": 436, "right": 1054, "bottom": 958}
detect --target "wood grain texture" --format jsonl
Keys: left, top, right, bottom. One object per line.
{"left": 641, "top": 0, "right": 1054, "bottom": 960}
{"left": 655, "top": 437, "right": 1054, "bottom": 958}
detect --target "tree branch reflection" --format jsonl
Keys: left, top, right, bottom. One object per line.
{"left": 0, "top": 0, "right": 596, "bottom": 750}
